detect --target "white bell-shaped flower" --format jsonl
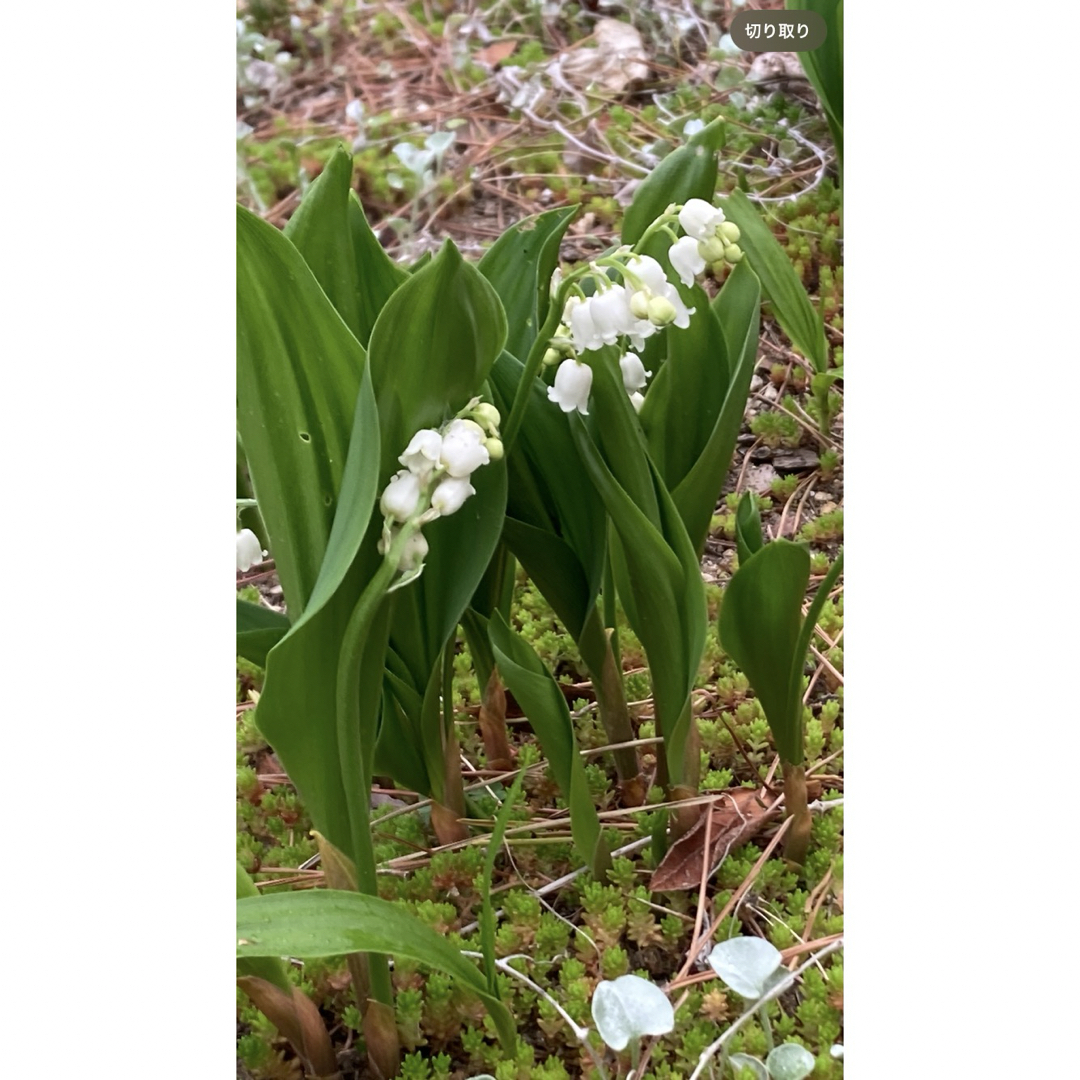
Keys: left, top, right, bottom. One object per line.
{"left": 439, "top": 418, "right": 489, "bottom": 478}
{"left": 678, "top": 197, "right": 725, "bottom": 241}
{"left": 588, "top": 284, "right": 633, "bottom": 347}
{"left": 629, "top": 391, "right": 645, "bottom": 413}
{"left": 625, "top": 254, "right": 669, "bottom": 296}
{"left": 547, "top": 359, "right": 593, "bottom": 415}
{"left": 619, "top": 352, "right": 651, "bottom": 393}
{"left": 430, "top": 475, "right": 476, "bottom": 516}
{"left": 398, "top": 428, "right": 443, "bottom": 478}
{"left": 569, "top": 296, "right": 605, "bottom": 352}
{"left": 236, "top": 529, "right": 265, "bottom": 572}
{"left": 380, "top": 469, "right": 422, "bottom": 523}
{"left": 669, "top": 234, "right": 707, "bottom": 286}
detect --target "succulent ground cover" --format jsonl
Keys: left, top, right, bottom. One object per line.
{"left": 237, "top": 3, "right": 843, "bottom": 1077}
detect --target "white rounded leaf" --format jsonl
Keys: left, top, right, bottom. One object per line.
{"left": 728, "top": 1053, "right": 768, "bottom": 1079}
{"left": 707, "top": 936, "right": 782, "bottom": 999}
{"left": 591, "top": 974, "right": 674, "bottom": 1051}
{"left": 765, "top": 1043, "right": 815, "bottom": 1080}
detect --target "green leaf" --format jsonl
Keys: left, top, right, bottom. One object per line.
{"left": 237, "top": 599, "right": 290, "bottom": 668}
{"left": 237, "top": 890, "right": 516, "bottom": 1051}
{"left": 788, "top": 0, "right": 843, "bottom": 174}
{"left": 282, "top": 147, "right": 408, "bottom": 348}
{"left": 788, "top": 549, "right": 844, "bottom": 738}
{"left": 622, "top": 118, "right": 726, "bottom": 246}
{"left": 237, "top": 204, "right": 367, "bottom": 618}
{"left": 236, "top": 864, "right": 291, "bottom": 992}
{"left": 640, "top": 285, "right": 729, "bottom": 491}
{"left": 489, "top": 352, "right": 606, "bottom": 639}
{"left": 479, "top": 207, "right": 578, "bottom": 361}
{"left": 569, "top": 365, "right": 707, "bottom": 785}
{"left": 734, "top": 492, "right": 764, "bottom": 568}
{"left": 720, "top": 191, "right": 828, "bottom": 373}
{"left": 255, "top": 362, "right": 384, "bottom": 854}
{"left": 489, "top": 613, "right": 609, "bottom": 877}
{"left": 368, "top": 239, "right": 507, "bottom": 474}
{"left": 668, "top": 263, "right": 760, "bottom": 555}
{"left": 717, "top": 541, "right": 810, "bottom": 764}
{"left": 347, "top": 192, "right": 409, "bottom": 345}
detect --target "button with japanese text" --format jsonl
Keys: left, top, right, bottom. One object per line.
{"left": 729, "top": 10, "right": 827, "bottom": 52}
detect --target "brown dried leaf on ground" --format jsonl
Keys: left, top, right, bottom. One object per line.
{"left": 554, "top": 18, "right": 649, "bottom": 93}
{"left": 650, "top": 788, "right": 781, "bottom": 892}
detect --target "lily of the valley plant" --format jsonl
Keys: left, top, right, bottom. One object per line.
{"left": 236, "top": 116, "right": 839, "bottom": 1076}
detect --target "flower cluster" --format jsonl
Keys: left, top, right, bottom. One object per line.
{"left": 544, "top": 198, "right": 742, "bottom": 418}
{"left": 378, "top": 401, "right": 502, "bottom": 579}
{"left": 669, "top": 198, "right": 743, "bottom": 287}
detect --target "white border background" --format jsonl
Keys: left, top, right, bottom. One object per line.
{"left": 4, "top": 1, "right": 1078, "bottom": 1075}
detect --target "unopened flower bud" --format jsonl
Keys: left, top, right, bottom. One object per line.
{"left": 698, "top": 234, "right": 727, "bottom": 264}
{"left": 543, "top": 347, "right": 562, "bottom": 367}
{"left": 483, "top": 436, "right": 504, "bottom": 461}
{"left": 472, "top": 402, "right": 501, "bottom": 435}
{"left": 724, "top": 244, "right": 744, "bottom": 264}
{"left": 647, "top": 295, "right": 677, "bottom": 326}
{"left": 628, "top": 290, "right": 651, "bottom": 320}
{"left": 718, "top": 221, "right": 741, "bottom": 245}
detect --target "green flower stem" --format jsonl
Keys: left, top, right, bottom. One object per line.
{"left": 758, "top": 1001, "right": 774, "bottom": 1053}
{"left": 631, "top": 209, "right": 680, "bottom": 252}
{"left": 502, "top": 269, "right": 589, "bottom": 452}
{"left": 334, "top": 523, "right": 422, "bottom": 1010}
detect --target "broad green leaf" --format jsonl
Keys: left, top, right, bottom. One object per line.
{"left": 256, "top": 363, "right": 384, "bottom": 854}
{"left": 368, "top": 239, "right": 507, "bottom": 473}
{"left": 718, "top": 540, "right": 810, "bottom": 764}
{"left": 237, "top": 599, "right": 290, "bottom": 668}
{"left": 720, "top": 191, "right": 828, "bottom": 373}
{"left": 489, "top": 351, "right": 606, "bottom": 638}
{"left": 282, "top": 147, "right": 408, "bottom": 347}
{"left": 622, "top": 118, "right": 726, "bottom": 245}
{"left": 479, "top": 207, "right": 578, "bottom": 360}
{"left": 237, "top": 890, "right": 516, "bottom": 1050}
{"left": 282, "top": 146, "right": 365, "bottom": 341}
{"left": 237, "top": 205, "right": 368, "bottom": 618}
{"left": 640, "top": 285, "right": 729, "bottom": 490}
{"left": 236, "top": 864, "right": 291, "bottom": 992}
{"left": 347, "top": 192, "right": 409, "bottom": 345}
{"left": 489, "top": 613, "right": 609, "bottom": 876}
{"left": 671, "top": 261, "right": 762, "bottom": 554}
{"left": 788, "top": 0, "right": 843, "bottom": 174}
{"left": 570, "top": 364, "right": 707, "bottom": 784}
{"left": 734, "top": 492, "right": 764, "bottom": 567}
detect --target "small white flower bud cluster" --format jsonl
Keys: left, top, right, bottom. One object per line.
{"left": 378, "top": 401, "right": 502, "bottom": 577}
{"left": 668, "top": 198, "right": 742, "bottom": 286}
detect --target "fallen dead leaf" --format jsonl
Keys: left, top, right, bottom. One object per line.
{"left": 650, "top": 788, "right": 781, "bottom": 892}
{"left": 553, "top": 18, "right": 649, "bottom": 94}
{"left": 474, "top": 40, "right": 518, "bottom": 68}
